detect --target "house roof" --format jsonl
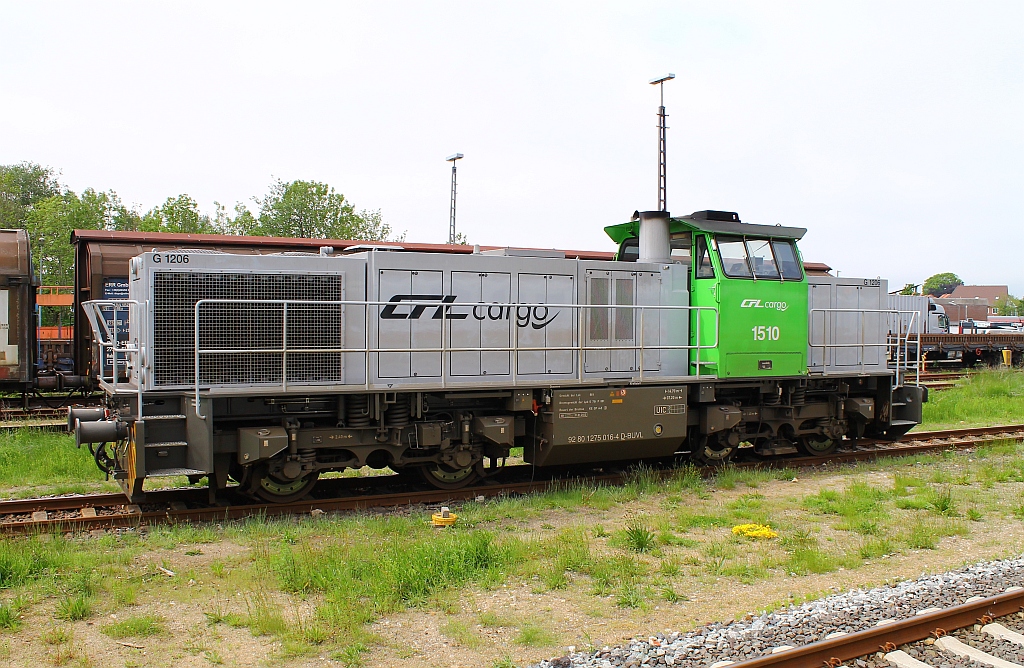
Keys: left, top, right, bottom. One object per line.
{"left": 941, "top": 285, "right": 1010, "bottom": 301}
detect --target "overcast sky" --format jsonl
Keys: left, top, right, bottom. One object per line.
{"left": 3, "top": 2, "right": 1022, "bottom": 293}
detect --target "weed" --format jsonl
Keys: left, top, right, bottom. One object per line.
{"left": 904, "top": 522, "right": 940, "bottom": 549}
{"left": 204, "top": 651, "right": 224, "bottom": 665}
{"left": 516, "top": 622, "right": 556, "bottom": 647}
{"left": 55, "top": 594, "right": 91, "bottom": 621}
{"left": 244, "top": 591, "right": 287, "bottom": 636}
{"left": 676, "top": 512, "right": 730, "bottom": 530}
{"left": 621, "top": 519, "right": 657, "bottom": 553}
{"left": 896, "top": 496, "right": 931, "bottom": 510}
{"left": 41, "top": 627, "right": 72, "bottom": 645}
{"left": 492, "top": 655, "right": 518, "bottom": 668}
{"left": 102, "top": 614, "right": 165, "bottom": 638}
{"left": 440, "top": 618, "right": 481, "bottom": 649}
{"left": 660, "top": 585, "right": 687, "bottom": 603}
{"left": 0, "top": 598, "right": 24, "bottom": 630}
{"left": 966, "top": 508, "right": 983, "bottom": 522}
{"left": 858, "top": 538, "right": 895, "bottom": 559}
{"left": 615, "top": 580, "right": 649, "bottom": 609}
{"left": 479, "top": 611, "right": 516, "bottom": 628}
{"left": 659, "top": 557, "right": 681, "bottom": 577}
{"left": 624, "top": 464, "right": 661, "bottom": 497}
{"left": 928, "top": 486, "right": 959, "bottom": 516}
{"left": 593, "top": 525, "right": 609, "bottom": 538}
{"left": 784, "top": 547, "right": 843, "bottom": 575}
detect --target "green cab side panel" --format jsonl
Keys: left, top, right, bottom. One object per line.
{"left": 713, "top": 276, "right": 808, "bottom": 378}
{"left": 685, "top": 231, "right": 808, "bottom": 379}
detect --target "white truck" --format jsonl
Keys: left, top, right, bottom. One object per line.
{"left": 887, "top": 294, "right": 950, "bottom": 335}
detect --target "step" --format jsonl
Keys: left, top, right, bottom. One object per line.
{"left": 890, "top": 420, "right": 919, "bottom": 427}
{"left": 142, "top": 414, "right": 187, "bottom": 421}
{"left": 147, "top": 468, "right": 206, "bottom": 478}
{"left": 144, "top": 441, "right": 188, "bottom": 449}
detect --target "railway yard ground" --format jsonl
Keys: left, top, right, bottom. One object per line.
{"left": 0, "top": 370, "right": 1021, "bottom": 667}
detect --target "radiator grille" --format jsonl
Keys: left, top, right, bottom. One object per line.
{"left": 151, "top": 272, "right": 344, "bottom": 387}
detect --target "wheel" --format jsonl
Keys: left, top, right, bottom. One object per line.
{"left": 254, "top": 468, "right": 320, "bottom": 503}
{"left": 798, "top": 435, "right": 837, "bottom": 456}
{"left": 690, "top": 433, "right": 735, "bottom": 466}
{"left": 419, "top": 462, "right": 479, "bottom": 490}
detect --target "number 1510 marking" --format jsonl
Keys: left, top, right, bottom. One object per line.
{"left": 752, "top": 326, "right": 780, "bottom": 341}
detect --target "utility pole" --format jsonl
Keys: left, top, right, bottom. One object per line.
{"left": 649, "top": 74, "right": 675, "bottom": 212}
{"left": 446, "top": 153, "right": 463, "bottom": 244}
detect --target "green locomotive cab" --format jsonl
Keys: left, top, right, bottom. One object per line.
{"left": 605, "top": 210, "right": 809, "bottom": 380}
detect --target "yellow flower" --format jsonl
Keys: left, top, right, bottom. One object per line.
{"left": 731, "top": 523, "right": 778, "bottom": 539}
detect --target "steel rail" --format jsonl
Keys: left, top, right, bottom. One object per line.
{"left": 2, "top": 424, "right": 1023, "bottom": 534}
{"left": 726, "top": 588, "right": 1024, "bottom": 668}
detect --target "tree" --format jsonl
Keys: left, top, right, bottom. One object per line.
{"left": 898, "top": 283, "right": 919, "bottom": 295}
{"left": 23, "top": 189, "right": 114, "bottom": 285}
{"left": 923, "top": 273, "right": 963, "bottom": 297}
{"left": 233, "top": 179, "right": 400, "bottom": 241}
{"left": 140, "top": 194, "right": 221, "bottom": 234}
{"left": 996, "top": 295, "right": 1021, "bottom": 316}
{"left": 0, "top": 162, "right": 61, "bottom": 228}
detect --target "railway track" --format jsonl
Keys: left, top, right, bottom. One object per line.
{"left": 0, "top": 393, "right": 102, "bottom": 431}
{"left": 1, "top": 423, "right": 1021, "bottom": 535}
{"left": 557, "top": 584, "right": 1024, "bottom": 668}
{"left": 708, "top": 588, "right": 1024, "bottom": 668}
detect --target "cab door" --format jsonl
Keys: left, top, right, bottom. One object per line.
{"left": 689, "top": 234, "right": 720, "bottom": 376}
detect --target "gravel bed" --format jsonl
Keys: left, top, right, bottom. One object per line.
{"left": 535, "top": 556, "right": 1024, "bottom": 668}
{"left": 899, "top": 642, "right": 976, "bottom": 668}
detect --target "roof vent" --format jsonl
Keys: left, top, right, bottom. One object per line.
{"left": 690, "top": 210, "right": 740, "bottom": 222}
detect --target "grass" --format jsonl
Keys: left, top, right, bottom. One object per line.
{"left": 0, "top": 370, "right": 1021, "bottom": 665}
{"left": 920, "top": 369, "right": 1024, "bottom": 429}
{"left": 102, "top": 614, "right": 165, "bottom": 638}
{"left": 0, "top": 430, "right": 118, "bottom": 498}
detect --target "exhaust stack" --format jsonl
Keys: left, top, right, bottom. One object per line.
{"left": 637, "top": 210, "right": 672, "bottom": 264}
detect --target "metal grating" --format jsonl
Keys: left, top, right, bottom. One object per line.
{"left": 151, "top": 272, "right": 344, "bottom": 387}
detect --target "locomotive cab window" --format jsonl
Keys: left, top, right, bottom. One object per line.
{"left": 694, "top": 235, "right": 715, "bottom": 278}
{"left": 716, "top": 236, "right": 753, "bottom": 278}
{"left": 669, "top": 232, "right": 692, "bottom": 266}
{"left": 772, "top": 240, "right": 803, "bottom": 280}
{"left": 616, "top": 233, "right": 692, "bottom": 265}
{"left": 746, "top": 238, "right": 780, "bottom": 279}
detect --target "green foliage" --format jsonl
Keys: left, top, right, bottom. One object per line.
{"left": 141, "top": 194, "right": 219, "bottom": 234}
{"left": 899, "top": 283, "right": 919, "bottom": 295}
{"left": 621, "top": 520, "right": 657, "bottom": 553}
{"left": 102, "top": 614, "right": 165, "bottom": 638}
{"left": 232, "top": 178, "right": 399, "bottom": 241}
{"left": 922, "top": 370, "right": 1024, "bottom": 430}
{"left": 55, "top": 593, "right": 92, "bottom": 621}
{"left": 922, "top": 272, "right": 963, "bottom": 297}
{"left": 0, "top": 162, "right": 61, "bottom": 228}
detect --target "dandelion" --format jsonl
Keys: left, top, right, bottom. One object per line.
{"left": 731, "top": 523, "right": 778, "bottom": 539}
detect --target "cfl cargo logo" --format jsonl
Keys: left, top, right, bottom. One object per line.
{"left": 740, "top": 299, "right": 789, "bottom": 312}
{"left": 380, "top": 295, "right": 560, "bottom": 329}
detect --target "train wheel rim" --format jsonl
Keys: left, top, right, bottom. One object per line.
{"left": 256, "top": 471, "right": 319, "bottom": 503}
{"left": 799, "top": 435, "right": 837, "bottom": 456}
{"left": 421, "top": 463, "right": 478, "bottom": 490}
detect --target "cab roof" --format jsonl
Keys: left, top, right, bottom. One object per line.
{"left": 604, "top": 210, "right": 807, "bottom": 245}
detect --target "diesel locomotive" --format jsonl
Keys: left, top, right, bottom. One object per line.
{"left": 72, "top": 209, "right": 925, "bottom": 503}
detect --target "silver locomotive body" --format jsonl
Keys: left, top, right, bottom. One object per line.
{"left": 78, "top": 247, "right": 706, "bottom": 501}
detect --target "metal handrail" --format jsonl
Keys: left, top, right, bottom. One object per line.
{"left": 81, "top": 298, "right": 145, "bottom": 417}
{"left": 192, "top": 298, "right": 720, "bottom": 420}
{"left": 808, "top": 308, "right": 922, "bottom": 385}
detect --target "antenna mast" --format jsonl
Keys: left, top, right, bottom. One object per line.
{"left": 446, "top": 153, "right": 463, "bottom": 244}
{"left": 649, "top": 74, "right": 675, "bottom": 211}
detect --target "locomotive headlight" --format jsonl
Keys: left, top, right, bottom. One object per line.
{"left": 653, "top": 424, "right": 664, "bottom": 436}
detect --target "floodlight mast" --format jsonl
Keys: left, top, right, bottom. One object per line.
{"left": 649, "top": 73, "right": 675, "bottom": 212}
{"left": 446, "top": 153, "right": 464, "bottom": 244}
